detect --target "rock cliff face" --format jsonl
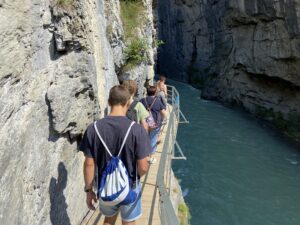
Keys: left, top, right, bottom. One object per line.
{"left": 118, "top": 0, "right": 156, "bottom": 97}
{"left": 0, "top": 0, "right": 155, "bottom": 224}
{"left": 157, "top": 0, "right": 300, "bottom": 139}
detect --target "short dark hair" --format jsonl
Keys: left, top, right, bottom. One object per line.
{"left": 121, "top": 80, "right": 138, "bottom": 96}
{"left": 159, "top": 75, "right": 166, "bottom": 82}
{"left": 108, "top": 85, "right": 131, "bottom": 106}
{"left": 147, "top": 86, "right": 157, "bottom": 96}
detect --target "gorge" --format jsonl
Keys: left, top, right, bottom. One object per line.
{"left": 1, "top": 0, "right": 300, "bottom": 224}
{"left": 157, "top": 0, "right": 300, "bottom": 140}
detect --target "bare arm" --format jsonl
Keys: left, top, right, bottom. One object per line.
{"left": 137, "top": 158, "right": 149, "bottom": 177}
{"left": 84, "top": 157, "right": 97, "bottom": 210}
{"left": 163, "top": 84, "right": 168, "bottom": 96}
{"left": 140, "top": 118, "right": 149, "bottom": 133}
{"left": 84, "top": 157, "right": 95, "bottom": 189}
{"left": 160, "top": 109, "right": 167, "bottom": 120}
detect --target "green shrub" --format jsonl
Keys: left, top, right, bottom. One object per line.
{"left": 120, "top": 0, "right": 145, "bottom": 40}
{"left": 153, "top": 39, "right": 165, "bottom": 48}
{"left": 178, "top": 203, "right": 191, "bottom": 225}
{"left": 56, "top": 0, "right": 74, "bottom": 7}
{"left": 124, "top": 38, "right": 149, "bottom": 69}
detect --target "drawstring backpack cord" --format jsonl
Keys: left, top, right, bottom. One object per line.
{"left": 93, "top": 121, "right": 137, "bottom": 188}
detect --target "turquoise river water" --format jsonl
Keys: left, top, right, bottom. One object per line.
{"left": 171, "top": 81, "right": 300, "bottom": 225}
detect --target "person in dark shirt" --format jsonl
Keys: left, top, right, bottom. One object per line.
{"left": 156, "top": 74, "right": 168, "bottom": 106}
{"left": 140, "top": 86, "right": 167, "bottom": 164}
{"left": 80, "top": 85, "right": 151, "bottom": 225}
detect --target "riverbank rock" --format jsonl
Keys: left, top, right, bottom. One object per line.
{"left": 157, "top": 0, "right": 300, "bottom": 140}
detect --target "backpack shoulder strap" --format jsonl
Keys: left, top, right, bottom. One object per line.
{"left": 149, "top": 97, "right": 157, "bottom": 110}
{"left": 143, "top": 97, "right": 149, "bottom": 109}
{"left": 129, "top": 100, "right": 139, "bottom": 111}
{"left": 144, "top": 97, "right": 157, "bottom": 110}
{"left": 117, "top": 121, "right": 135, "bottom": 157}
{"left": 94, "top": 121, "right": 113, "bottom": 157}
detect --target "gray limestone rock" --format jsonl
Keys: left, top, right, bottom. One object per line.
{"left": 46, "top": 53, "right": 97, "bottom": 139}
{"left": 104, "top": 0, "right": 126, "bottom": 73}
{"left": 0, "top": 0, "right": 154, "bottom": 224}
{"left": 119, "top": 63, "right": 154, "bottom": 98}
{"left": 118, "top": 0, "right": 156, "bottom": 98}
{"left": 157, "top": 0, "right": 300, "bottom": 139}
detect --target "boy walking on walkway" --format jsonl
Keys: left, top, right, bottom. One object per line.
{"left": 140, "top": 86, "right": 167, "bottom": 163}
{"left": 80, "top": 85, "right": 151, "bottom": 225}
{"left": 156, "top": 75, "right": 168, "bottom": 106}
{"left": 122, "top": 80, "right": 149, "bottom": 131}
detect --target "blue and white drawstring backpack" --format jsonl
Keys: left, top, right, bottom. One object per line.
{"left": 94, "top": 121, "right": 137, "bottom": 206}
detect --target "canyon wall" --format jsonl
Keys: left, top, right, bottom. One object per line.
{"left": 157, "top": 0, "right": 300, "bottom": 139}
{"left": 0, "top": 0, "right": 155, "bottom": 224}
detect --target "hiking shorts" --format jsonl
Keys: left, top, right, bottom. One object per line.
{"left": 99, "top": 184, "right": 142, "bottom": 222}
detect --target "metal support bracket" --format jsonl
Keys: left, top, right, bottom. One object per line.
{"left": 172, "top": 141, "right": 187, "bottom": 160}
{"left": 179, "top": 110, "right": 189, "bottom": 124}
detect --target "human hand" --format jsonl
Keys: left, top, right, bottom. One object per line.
{"left": 86, "top": 191, "right": 97, "bottom": 210}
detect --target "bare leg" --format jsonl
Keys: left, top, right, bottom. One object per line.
{"left": 103, "top": 214, "right": 118, "bottom": 225}
{"left": 157, "top": 135, "right": 162, "bottom": 144}
{"left": 122, "top": 220, "right": 135, "bottom": 225}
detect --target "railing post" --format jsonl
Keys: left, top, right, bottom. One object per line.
{"left": 172, "top": 87, "right": 175, "bottom": 106}
{"left": 168, "top": 117, "right": 173, "bottom": 196}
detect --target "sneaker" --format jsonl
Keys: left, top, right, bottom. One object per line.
{"left": 148, "top": 157, "right": 157, "bottom": 164}
{"left": 162, "top": 119, "right": 167, "bottom": 125}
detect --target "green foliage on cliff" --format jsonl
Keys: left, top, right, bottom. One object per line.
{"left": 120, "top": 0, "right": 145, "bottom": 41}
{"left": 120, "top": 0, "right": 149, "bottom": 69}
{"left": 178, "top": 203, "right": 191, "bottom": 225}
{"left": 153, "top": 39, "right": 165, "bottom": 48}
{"left": 56, "top": 0, "right": 74, "bottom": 7}
{"left": 123, "top": 38, "right": 149, "bottom": 70}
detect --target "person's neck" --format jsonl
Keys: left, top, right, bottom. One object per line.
{"left": 109, "top": 105, "right": 127, "bottom": 116}
{"left": 129, "top": 96, "right": 134, "bottom": 104}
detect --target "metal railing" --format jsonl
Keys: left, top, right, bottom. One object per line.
{"left": 167, "top": 85, "right": 189, "bottom": 124}
{"left": 157, "top": 85, "right": 188, "bottom": 225}
{"left": 166, "top": 85, "right": 188, "bottom": 160}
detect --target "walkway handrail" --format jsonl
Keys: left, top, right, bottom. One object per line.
{"left": 167, "top": 85, "right": 189, "bottom": 124}
{"left": 156, "top": 85, "right": 186, "bottom": 225}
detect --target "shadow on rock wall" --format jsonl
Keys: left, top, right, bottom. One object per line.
{"left": 49, "top": 162, "right": 71, "bottom": 225}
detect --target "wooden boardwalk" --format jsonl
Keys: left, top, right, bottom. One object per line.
{"left": 82, "top": 123, "right": 169, "bottom": 225}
